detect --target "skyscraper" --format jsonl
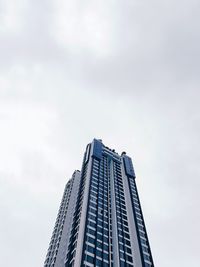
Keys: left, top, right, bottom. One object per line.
{"left": 44, "top": 139, "right": 154, "bottom": 267}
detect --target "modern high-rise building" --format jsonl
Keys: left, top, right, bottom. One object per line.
{"left": 44, "top": 139, "right": 154, "bottom": 267}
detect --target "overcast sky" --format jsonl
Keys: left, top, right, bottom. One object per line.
{"left": 0, "top": 0, "right": 200, "bottom": 266}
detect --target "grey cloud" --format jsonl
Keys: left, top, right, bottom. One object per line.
{"left": 0, "top": 0, "right": 200, "bottom": 266}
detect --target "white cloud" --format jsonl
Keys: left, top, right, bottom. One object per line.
{"left": 0, "top": 0, "right": 200, "bottom": 266}
{"left": 51, "top": 0, "right": 116, "bottom": 57}
{"left": 0, "top": 101, "right": 57, "bottom": 179}
{"left": 0, "top": 0, "right": 28, "bottom": 33}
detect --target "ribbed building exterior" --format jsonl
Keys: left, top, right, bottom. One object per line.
{"left": 44, "top": 139, "right": 154, "bottom": 267}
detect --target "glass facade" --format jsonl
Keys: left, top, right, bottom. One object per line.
{"left": 82, "top": 156, "right": 113, "bottom": 267}
{"left": 44, "top": 139, "right": 154, "bottom": 267}
{"left": 44, "top": 173, "right": 76, "bottom": 267}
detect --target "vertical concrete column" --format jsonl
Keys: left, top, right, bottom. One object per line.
{"left": 110, "top": 159, "right": 120, "bottom": 267}
{"left": 121, "top": 156, "right": 143, "bottom": 267}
